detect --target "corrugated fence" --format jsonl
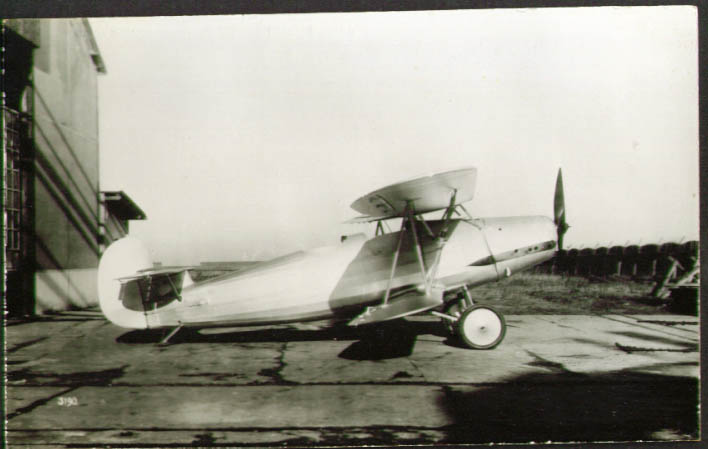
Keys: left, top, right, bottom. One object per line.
{"left": 533, "top": 241, "right": 699, "bottom": 280}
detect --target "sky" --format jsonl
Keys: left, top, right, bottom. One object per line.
{"left": 90, "top": 6, "right": 699, "bottom": 265}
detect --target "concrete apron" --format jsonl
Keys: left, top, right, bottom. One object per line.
{"left": 5, "top": 312, "right": 699, "bottom": 445}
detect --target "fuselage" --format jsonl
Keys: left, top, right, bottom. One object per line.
{"left": 115, "top": 216, "right": 557, "bottom": 329}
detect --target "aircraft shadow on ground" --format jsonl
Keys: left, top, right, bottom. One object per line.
{"left": 116, "top": 319, "right": 451, "bottom": 360}
{"left": 437, "top": 370, "right": 699, "bottom": 444}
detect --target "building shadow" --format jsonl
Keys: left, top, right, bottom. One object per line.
{"left": 437, "top": 370, "right": 699, "bottom": 444}
{"left": 609, "top": 330, "right": 698, "bottom": 350}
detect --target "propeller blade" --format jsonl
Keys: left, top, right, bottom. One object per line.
{"left": 554, "top": 168, "right": 565, "bottom": 225}
{"left": 553, "top": 168, "right": 569, "bottom": 250}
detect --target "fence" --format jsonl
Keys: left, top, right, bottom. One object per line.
{"left": 533, "top": 240, "right": 699, "bottom": 280}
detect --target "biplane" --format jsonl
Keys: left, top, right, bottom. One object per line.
{"left": 98, "top": 167, "right": 569, "bottom": 349}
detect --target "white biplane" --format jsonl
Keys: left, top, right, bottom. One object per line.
{"left": 98, "top": 167, "right": 568, "bottom": 349}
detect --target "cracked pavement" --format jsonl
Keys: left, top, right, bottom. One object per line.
{"left": 4, "top": 311, "right": 700, "bottom": 446}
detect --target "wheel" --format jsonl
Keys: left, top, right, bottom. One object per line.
{"left": 456, "top": 305, "right": 506, "bottom": 349}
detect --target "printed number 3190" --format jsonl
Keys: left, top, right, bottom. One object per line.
{"left": 57, "top": 396, "right": 78, "bottom": 407}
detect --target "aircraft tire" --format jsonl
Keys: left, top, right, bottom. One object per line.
{"left": 457, "top": 305, "right": 506, "bottom": 349}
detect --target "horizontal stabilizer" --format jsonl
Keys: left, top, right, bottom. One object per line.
{"left": 117, "top": 263, "right": 259, "bottom": 283}
{"left": 348, "top": 286, "right": 444, "bottom": 326}
{"left": 118, "top": 267, "right": 190, "bottom": 282}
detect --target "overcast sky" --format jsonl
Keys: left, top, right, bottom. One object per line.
{"left": 90, "top": 6, "right": 698, "bottom": 265}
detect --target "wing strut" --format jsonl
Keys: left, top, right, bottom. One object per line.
{"left": 405, "top": 202, "right": 430, "bottom": 294}
{"left": 166, "top": 274, "right": 183, "bottom": 302}
{"left": 424, "top": 190, "right": 460, "bottom": 289}
{"left": 381, "top": 199, "right": 442, "bottom": 305}
{"left": 382, "top": 206, "right": 409, "bottom": 305}
{"left": 417, "top": 215, "right": 436, "bottom": 238}
{"left": 143, "top": 275, "right": 154, "bottom": 311}
{"left": 442, "top": 189, "right": 458, "bottom": 222}
{"left": 349, "top": 187, "right": 466, "bottom": 326}
{"left": 438, "top": 189, "right": 458, "bottom": 239}
{"left": 456, "top": 204, "right": 473, "bottom": 220}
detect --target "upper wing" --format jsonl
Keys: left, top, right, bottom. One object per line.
{"left": 349, "top": 167, "right": 477, "bottom": 219}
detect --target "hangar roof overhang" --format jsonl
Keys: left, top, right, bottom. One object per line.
{"left": 102, "top": 191, "right": 146, "bottom": 221}
{"left": 81, "top": 18, "right": 107, "bottom": 74}
{"left": 3, "top": 19, "right": 107, "bottom": 74}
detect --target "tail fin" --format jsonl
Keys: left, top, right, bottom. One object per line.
{"left": 98, "top": 237, "right": 152, "bottom": 329}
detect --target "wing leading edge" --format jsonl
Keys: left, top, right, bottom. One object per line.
{"left": 349, "top": 168, "right": 477, "bottom": 220}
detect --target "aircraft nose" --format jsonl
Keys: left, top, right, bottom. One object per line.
{"left": 533, "top": 216, "right": 560, "bottom": 253}
{"left": 475, "top": 216, "right": 558, "bottom": 278}
{"left": 477, "top": 215, "right": 559, "bottom": 267}
{"left": 542, "top": 216, "right": 559, "bottom": 250}
{"left": 437, "top": 217, "right": 558, "bottom": 283}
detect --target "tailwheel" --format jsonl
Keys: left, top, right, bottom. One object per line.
{"left": 457, "top": 305, "right": 506, "bottom": 349}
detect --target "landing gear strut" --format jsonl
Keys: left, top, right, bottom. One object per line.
{"left": 432, "top": 287, "right": 506, "bottom": 349}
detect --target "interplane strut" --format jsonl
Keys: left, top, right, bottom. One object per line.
{"left": 379, "top": 188, "right": 462, "bottom": 307}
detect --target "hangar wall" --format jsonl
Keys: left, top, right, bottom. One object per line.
{"left": 33, "top": 19, "right": 102, "bottom": 312}
{"left": 3, "top": 19, "right": 143, "bottom": 315}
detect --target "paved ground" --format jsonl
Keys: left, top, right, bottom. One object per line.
{"left": 4, "top": 310, "right": 700, "bottom": 446}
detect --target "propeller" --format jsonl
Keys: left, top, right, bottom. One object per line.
{"left": 553, "top": 168, "right": 570, "bottom": 251}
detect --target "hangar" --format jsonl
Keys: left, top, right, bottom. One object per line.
{"left": 3, "top": 19, "right": 145, "bottom": 317}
